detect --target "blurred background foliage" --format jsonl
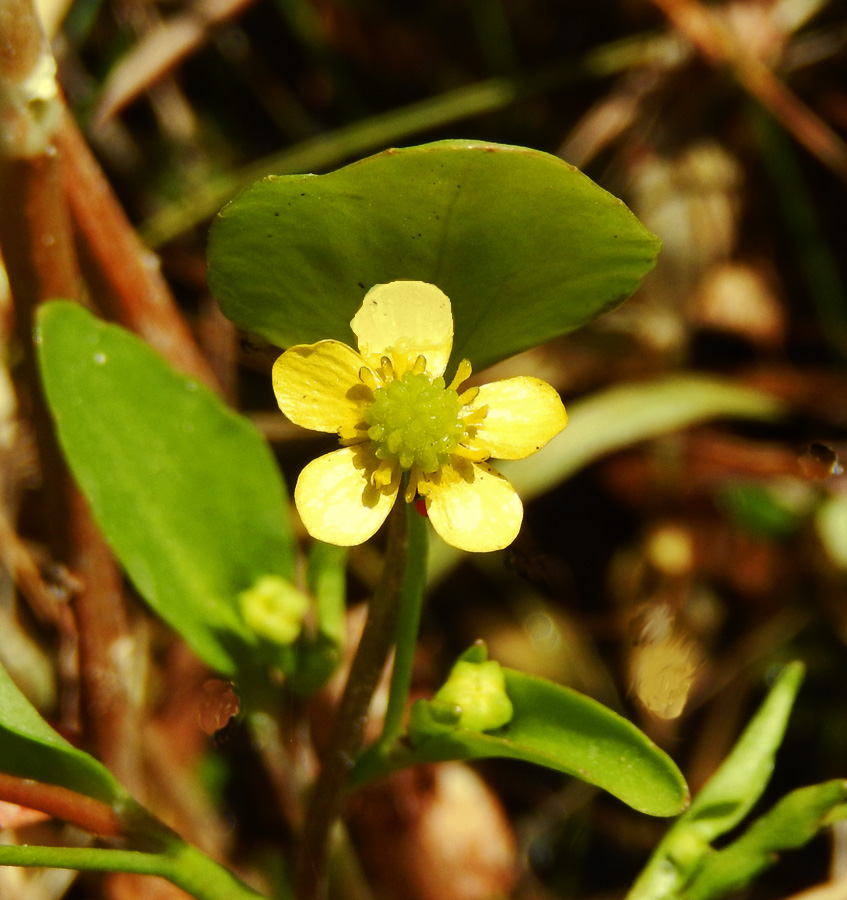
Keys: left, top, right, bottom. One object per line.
{"left": 2, "top": 0, "right": 847, "bottom": 899}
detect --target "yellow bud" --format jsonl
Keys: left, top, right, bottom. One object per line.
{"left": 239, "top": 575, "right": 310, "bottom": 646}
{"left": 434, "top": 659, "right": 513, "bottom": 733}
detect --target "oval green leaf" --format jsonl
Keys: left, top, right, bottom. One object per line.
{"left": 0, "top": 659, "right": 126, "bottom": 804}
{"left": 36, "top": 302, "right": 296, "bottom": 677}
{"left": 355, "top": 666, "right": 689, "bottom": 817}
{"left": 207, "top": 140, "right": 660, "bottom": 372}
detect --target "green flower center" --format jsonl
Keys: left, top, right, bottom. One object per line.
{"left": 364, "top": 371, "right": 465, "bottom": 472}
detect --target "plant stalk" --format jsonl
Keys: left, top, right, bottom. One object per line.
{"left": 295, "top": 499, "right": 409, "bottom": 900}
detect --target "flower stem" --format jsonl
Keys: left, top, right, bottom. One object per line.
{"left": 380, "top": 504, "right": 429, "bottom": 746}
{"left": 295, "top": 499, "right": 410, "bottom": 900}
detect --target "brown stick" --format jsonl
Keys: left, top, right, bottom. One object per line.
{"left": 1, "top": 0, "right": 142, "bottom": 788}
{"left": 54, "top": 110, "right": 220, "bottom": 390}
{"left": 69, "top": 488, "right": 143, "bottom": 794}
{"left": 647, "top": 0, "right": 847, "bottom": 183}
{"left": 0, "top": 772, "right": 124, "bottom": 838}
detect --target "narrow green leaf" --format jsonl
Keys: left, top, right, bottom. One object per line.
{"left": 627, "top": 662, "right": 805, "bottom": 900}
{"left": 683, "top": 662, "right": 804, "bottom": 841}
{"left": 0, "top": 659, "right": 126, "bottom": 805}
{"left": 429, "top": 375, "right": 784, "bottom": 586}
{"left": 36, "top": 302, "right": 296, "bottom": 677}
{"left": 207, "top": 140, "right": 660, "bottom": 372}
{"left": 354, "top": 666, "right": 689, "bottom": 817}
{"left": 683, "top": 780, "right": 847, "bottom": 900}
{"left": 500, "top": 374, "right": 785, "bottom": 501}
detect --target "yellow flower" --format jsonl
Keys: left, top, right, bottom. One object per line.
{"left": 272, "top": 281, "right": 567, "bottom": 553}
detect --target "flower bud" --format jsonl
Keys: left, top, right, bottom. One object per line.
{"left": 239, "top": 575, "right": 310, "bottom": 646}
{"left": 433, "top": 659, "right": 513, "bottom": 733}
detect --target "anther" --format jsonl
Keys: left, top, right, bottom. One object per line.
{"left": 454, "top": 444, "right": 489, "bottom": 461}
{"left": 449, "top": 359, "right": 473, "bottom": 392}
{"left": 359, "top": 367, "right": 380, "bottom": 391}
{"left": 459, "top": 386, "right": 479, "bottom": 405}
{"left": 463, "top": 406, "right": 489, "bottom": 425}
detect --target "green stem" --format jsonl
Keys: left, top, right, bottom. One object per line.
{"left": 0, "top": 841, "right": 266, "bottom": 900}
{"left": 295, "top": 499, "right": 410, "bottom": 900}
{"left": 380, "top": 503, "right": 429, "bottom": 746}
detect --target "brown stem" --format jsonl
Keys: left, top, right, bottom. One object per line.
{"left": 1, "top": 0, "right": 88, "bottom": 735}
{"left": 0, "top": 0, "right": 142, "bottom": 788}
{"left": 69, "top": 488, "right": 143, "bottom": 794}
{"left": 646, "top": 0, "right": 847, "bottom": 183}
{"left": 0, "top": 772, "right": 124, "bottom": 838}
{"left": 0, "top": 1, "right": 82, "bottom": 562}
{"left": 296, "top": 501, "right": 409, "bottom": 900}
{"left": 54, "top": 110, "right": 220, "bottom": 390}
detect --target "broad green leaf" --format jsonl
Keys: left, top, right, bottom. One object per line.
{"left": 353, "top": 665, "right": 689, "bottom": 817}
{"left": 0, "top": 659, "right": 126, "bottom": 804}
{"left": 36, "top": 302, "right": 296, "bottom": 678}
{"left": 206, "top": 140, "right": 660, "bottom": 373}
{"left": 627, "top": 662, "right": 805, "bottom": 900}
{"left": 683, "top": 780, "right": 847, "bottom": 900}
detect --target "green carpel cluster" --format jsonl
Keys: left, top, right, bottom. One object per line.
{"left": 364, "top": 371, "right": 464, "bottom": 472}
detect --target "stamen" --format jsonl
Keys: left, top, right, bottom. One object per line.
{"left": 380, "top": 356, "right": 395, "bottom": 381}
{"left": 372, "top": 459, "right": 397, "bottom": 488}
{"left": 448, "top": 359, "right": 473, "bottom": 392}
{"left": 339, "top": 434, "right": 369, "bottom": 447}
{"left": 404, "top": 467, "right": 422, "bottom": 503}
{"left": 416, "top": 477, "right": 434, "bottom": 497}
{"left": 462, "top": 405, "right": 489, "bottom": 425}
{"left": 359, "top": 367, "right": 380, "bottom": 391}
{"left": 412, "top": 355, "right": 427, "bottom": 375}
{"left": 454, "top": 444, "right": 490, "bottom": 461}
{"left": 459, "top": 386, "right": 479, "bottom": 405}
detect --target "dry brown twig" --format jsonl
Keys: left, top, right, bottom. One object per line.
{"left": 646, "top": 0, "right": 847, "bottom": 182}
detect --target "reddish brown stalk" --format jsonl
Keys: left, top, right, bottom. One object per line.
{"left": 1, "top": 0, "right": 141, "bottom": 797}
{"left": 69, "top": 488, "right": 142, "bottom": 794}
{"left": 0, "top": 772, "right": 124, "bottom": 838}
{"left": 0, "top": 476, "right": 75, "bottom": 625}
{"left": 54, "top": 111, "right": 220, "bottom": 391}
{"left": 647, "top": 0, "right": 847, "bottom": 183}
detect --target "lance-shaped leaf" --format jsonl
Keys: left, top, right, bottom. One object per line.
{"left": 207, "top": 140, "right": 660, "bottom": 373}
{"left": 36, "top": 302, "right": 296, "bottom": 678}
{"left": 627, "top": 662, "right": 806, "bottom": 900}
{"left": 683, "top": 779, "right": 847, "bottom": 900}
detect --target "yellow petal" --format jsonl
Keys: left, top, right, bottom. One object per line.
{"left": 294, "top": 446, "right": 398, "bottom": 546}
{"left": 351, "top": 281, "right": 453, "bottom": 377}
{"left": 466, "top": 376, "right": 567, "bottom": 460}
{"left": 273, "top": 340, "right": 370, "bottom": 434}
{"left": 424, "top": 461, "right": 523, "bottom": 552}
